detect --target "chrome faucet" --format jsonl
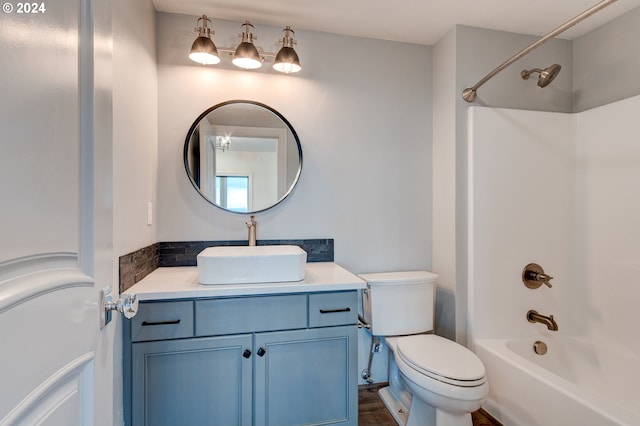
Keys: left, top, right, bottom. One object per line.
{"left": 527, "top": 310, "right": 558, "bottom": 331}
{"left": 245, "top": 215, "right": 257, "bottom": 246}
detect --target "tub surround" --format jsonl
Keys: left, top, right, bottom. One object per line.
{"left": 124, "top": 262, "right": 365, "bottom": 299}
{"left": 119, "top": 238, "right": 334, "bottom": 292}
{"left": 468, "top": 95, "right": 640, "bottom": 425}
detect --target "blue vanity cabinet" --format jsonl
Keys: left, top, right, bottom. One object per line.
{"left": 252, "top": 291, "right": 359, "bottom": 426}
{"left": 254, "top": 326, "right": 357, "bottom": 426}
{"left": 125, "top": 291, "right": 358, "bottom": 426}
{"left": 131, "top": 334, "right": 253, "bottom": 426}
{"left": 126, "top": 300, "right": 253, "bottom": 426}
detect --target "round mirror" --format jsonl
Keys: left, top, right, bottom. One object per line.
{"left": 184, "top": 100, "right": 303, "bottom": 213}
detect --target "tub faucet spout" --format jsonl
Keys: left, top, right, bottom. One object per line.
{"left": 527, "top": 310, "right": 558, "bottom": 331}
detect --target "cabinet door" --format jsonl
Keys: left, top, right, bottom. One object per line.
{"left": 131, "top": 334, "right": 252, "bottom": 426}
{"left": 254, "top": 326, "right": 358, "bottom": 426}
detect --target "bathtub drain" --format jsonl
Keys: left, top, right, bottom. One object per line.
{"left": 533, "top": 340, "right": 548, "bottom": 355}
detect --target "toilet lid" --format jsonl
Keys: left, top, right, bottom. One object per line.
{"left": 397, "top": 335, "right": 485, "bottom": 384}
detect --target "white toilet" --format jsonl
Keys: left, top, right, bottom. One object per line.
{"left": 360, "top": 271, "right": 488, "bottom": 426}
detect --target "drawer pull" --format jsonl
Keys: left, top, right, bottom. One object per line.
{"left": 141, "top": 319, "right": 181, "bottom": 326}
{"left": 319, "top": 308, "right": 351, "bottom": 314}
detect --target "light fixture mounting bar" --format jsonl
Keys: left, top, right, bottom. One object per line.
{"left": 216, "top": 47, "right": 278, "bottom": 61}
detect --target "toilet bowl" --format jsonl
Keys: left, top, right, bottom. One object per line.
{"left": 359, "top": 271, "right": 489, "bottom": 426}
{"left": 385, "top": 335, "right": 488, "bottom": 426}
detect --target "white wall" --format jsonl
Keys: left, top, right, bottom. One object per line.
{"left": 113, "top": 0, "right": 157, "bottom": 422}
{"left": 432, "top": 29, "right": 458, "bottom": 340}
{"left": 573, "top": 6, "right": 640, "bottom": 112}
{"left": 155, "top": 12, "right": 433, "bottom": 275}
{"left": 113, "top": 0, "right": 158, "bottom": 259}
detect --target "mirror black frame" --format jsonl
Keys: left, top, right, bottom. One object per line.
{"left": 183, "top": 100, "right": 303, "bottom": 214}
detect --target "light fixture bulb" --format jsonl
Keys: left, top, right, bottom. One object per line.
{"left": 273, "top": 26, "right": 301, "bottom": 73}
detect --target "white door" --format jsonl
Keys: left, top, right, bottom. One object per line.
{"left": 0, "top": 0, "right": 114, "bottom": 424}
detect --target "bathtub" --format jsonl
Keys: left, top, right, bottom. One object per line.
{"left": 473, "top": 337, "right": 640, "bottom": 426}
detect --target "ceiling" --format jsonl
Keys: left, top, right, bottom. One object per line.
{"left": 152, "top": 0, "right": 640, "bottom": 45}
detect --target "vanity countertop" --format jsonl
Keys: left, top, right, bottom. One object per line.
{"left": 125, "top": 262, "right": 366, "bottom": 301}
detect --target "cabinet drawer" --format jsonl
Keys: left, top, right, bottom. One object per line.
{"left": 309, "top": 291, "right": 358, "bottom": 327}
{"left": 130, "top": 301, "right": 194, "bottom": 342}
{"left": 195, "top": 295, "right": 307, "bottom": 336}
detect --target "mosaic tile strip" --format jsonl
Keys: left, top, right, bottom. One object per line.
{"left": 119, "top": 239, "right": 334, "bottom": 292}
{"left": 119, "top": 243, "right": 159, "bottom": 293}
{"left": 158, "top": 239, "right": 334, "bottom": 267}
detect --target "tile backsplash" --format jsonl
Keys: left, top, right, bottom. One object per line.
{"left": 119, "top": 243, "right": 159, "bottom": 293}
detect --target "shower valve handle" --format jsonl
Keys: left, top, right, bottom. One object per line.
{"left": 525, "top": 271, "right": 553, "bottom": 288}
{"left": 522, "top": 263, "right": 553, "bottom": 289}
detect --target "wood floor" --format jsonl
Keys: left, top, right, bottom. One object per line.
{"left": 358, "top": 384, "right": 501, "bottom": 426}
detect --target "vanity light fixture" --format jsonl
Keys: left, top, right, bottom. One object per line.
{"left": 232, "top": 21, "right": 262, "bottom": 69}
{"left": 188, "top": 15, "right": 302, "bottom": 73}
{"left": 189, "top": 15, "right": 220, "bottom": 65}
{"left": 273, "top": 26, "right": 301, "bottom": 73}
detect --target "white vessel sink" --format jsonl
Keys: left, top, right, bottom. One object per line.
{"left": 197, "top": 245, "right": 307, "bottom": 285}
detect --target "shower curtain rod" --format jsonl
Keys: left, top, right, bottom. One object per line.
{"left": 462, "top": 0, "right": 617, "bottom": 102}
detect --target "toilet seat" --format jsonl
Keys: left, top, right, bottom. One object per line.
{"left": 396, "top": 335, "right": 486, "bottom": 387}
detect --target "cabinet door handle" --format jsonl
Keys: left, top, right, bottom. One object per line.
{"left": 319, "top": 308, "right": 351, "bottom": 314}
{"left": 141, "top": 319, "right": 181, "bottom": 326}
{"left": 257, "top": 347, "right": 266, "bottom": 357}
{"left": 243, "top": 349, "right": 252, "bottom": 359}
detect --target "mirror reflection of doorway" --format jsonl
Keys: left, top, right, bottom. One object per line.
{"left": 197, "top": 123, "right": 288, "bottom": 212}
{"left": 215, "top": 174, "right": 250, "bottom": 212}
{"left": 215, "top": 134, "right": 278, "bottom": 212}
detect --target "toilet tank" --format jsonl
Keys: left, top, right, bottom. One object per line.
{"left": 359, "top": 271, "right": 438, "bottom": 336}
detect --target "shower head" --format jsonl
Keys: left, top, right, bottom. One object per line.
{"left": 521, "top": 64, "right": 562, "bottom": 88}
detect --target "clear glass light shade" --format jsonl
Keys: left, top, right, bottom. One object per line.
{"left": 273, "top": 46, "right": 301, "bottom": 73}
{"left": 189, "top": 36, "right": 220, "bottom": 65}
{"left": 232, "top": 41, "right": 262, "bottom": 69}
